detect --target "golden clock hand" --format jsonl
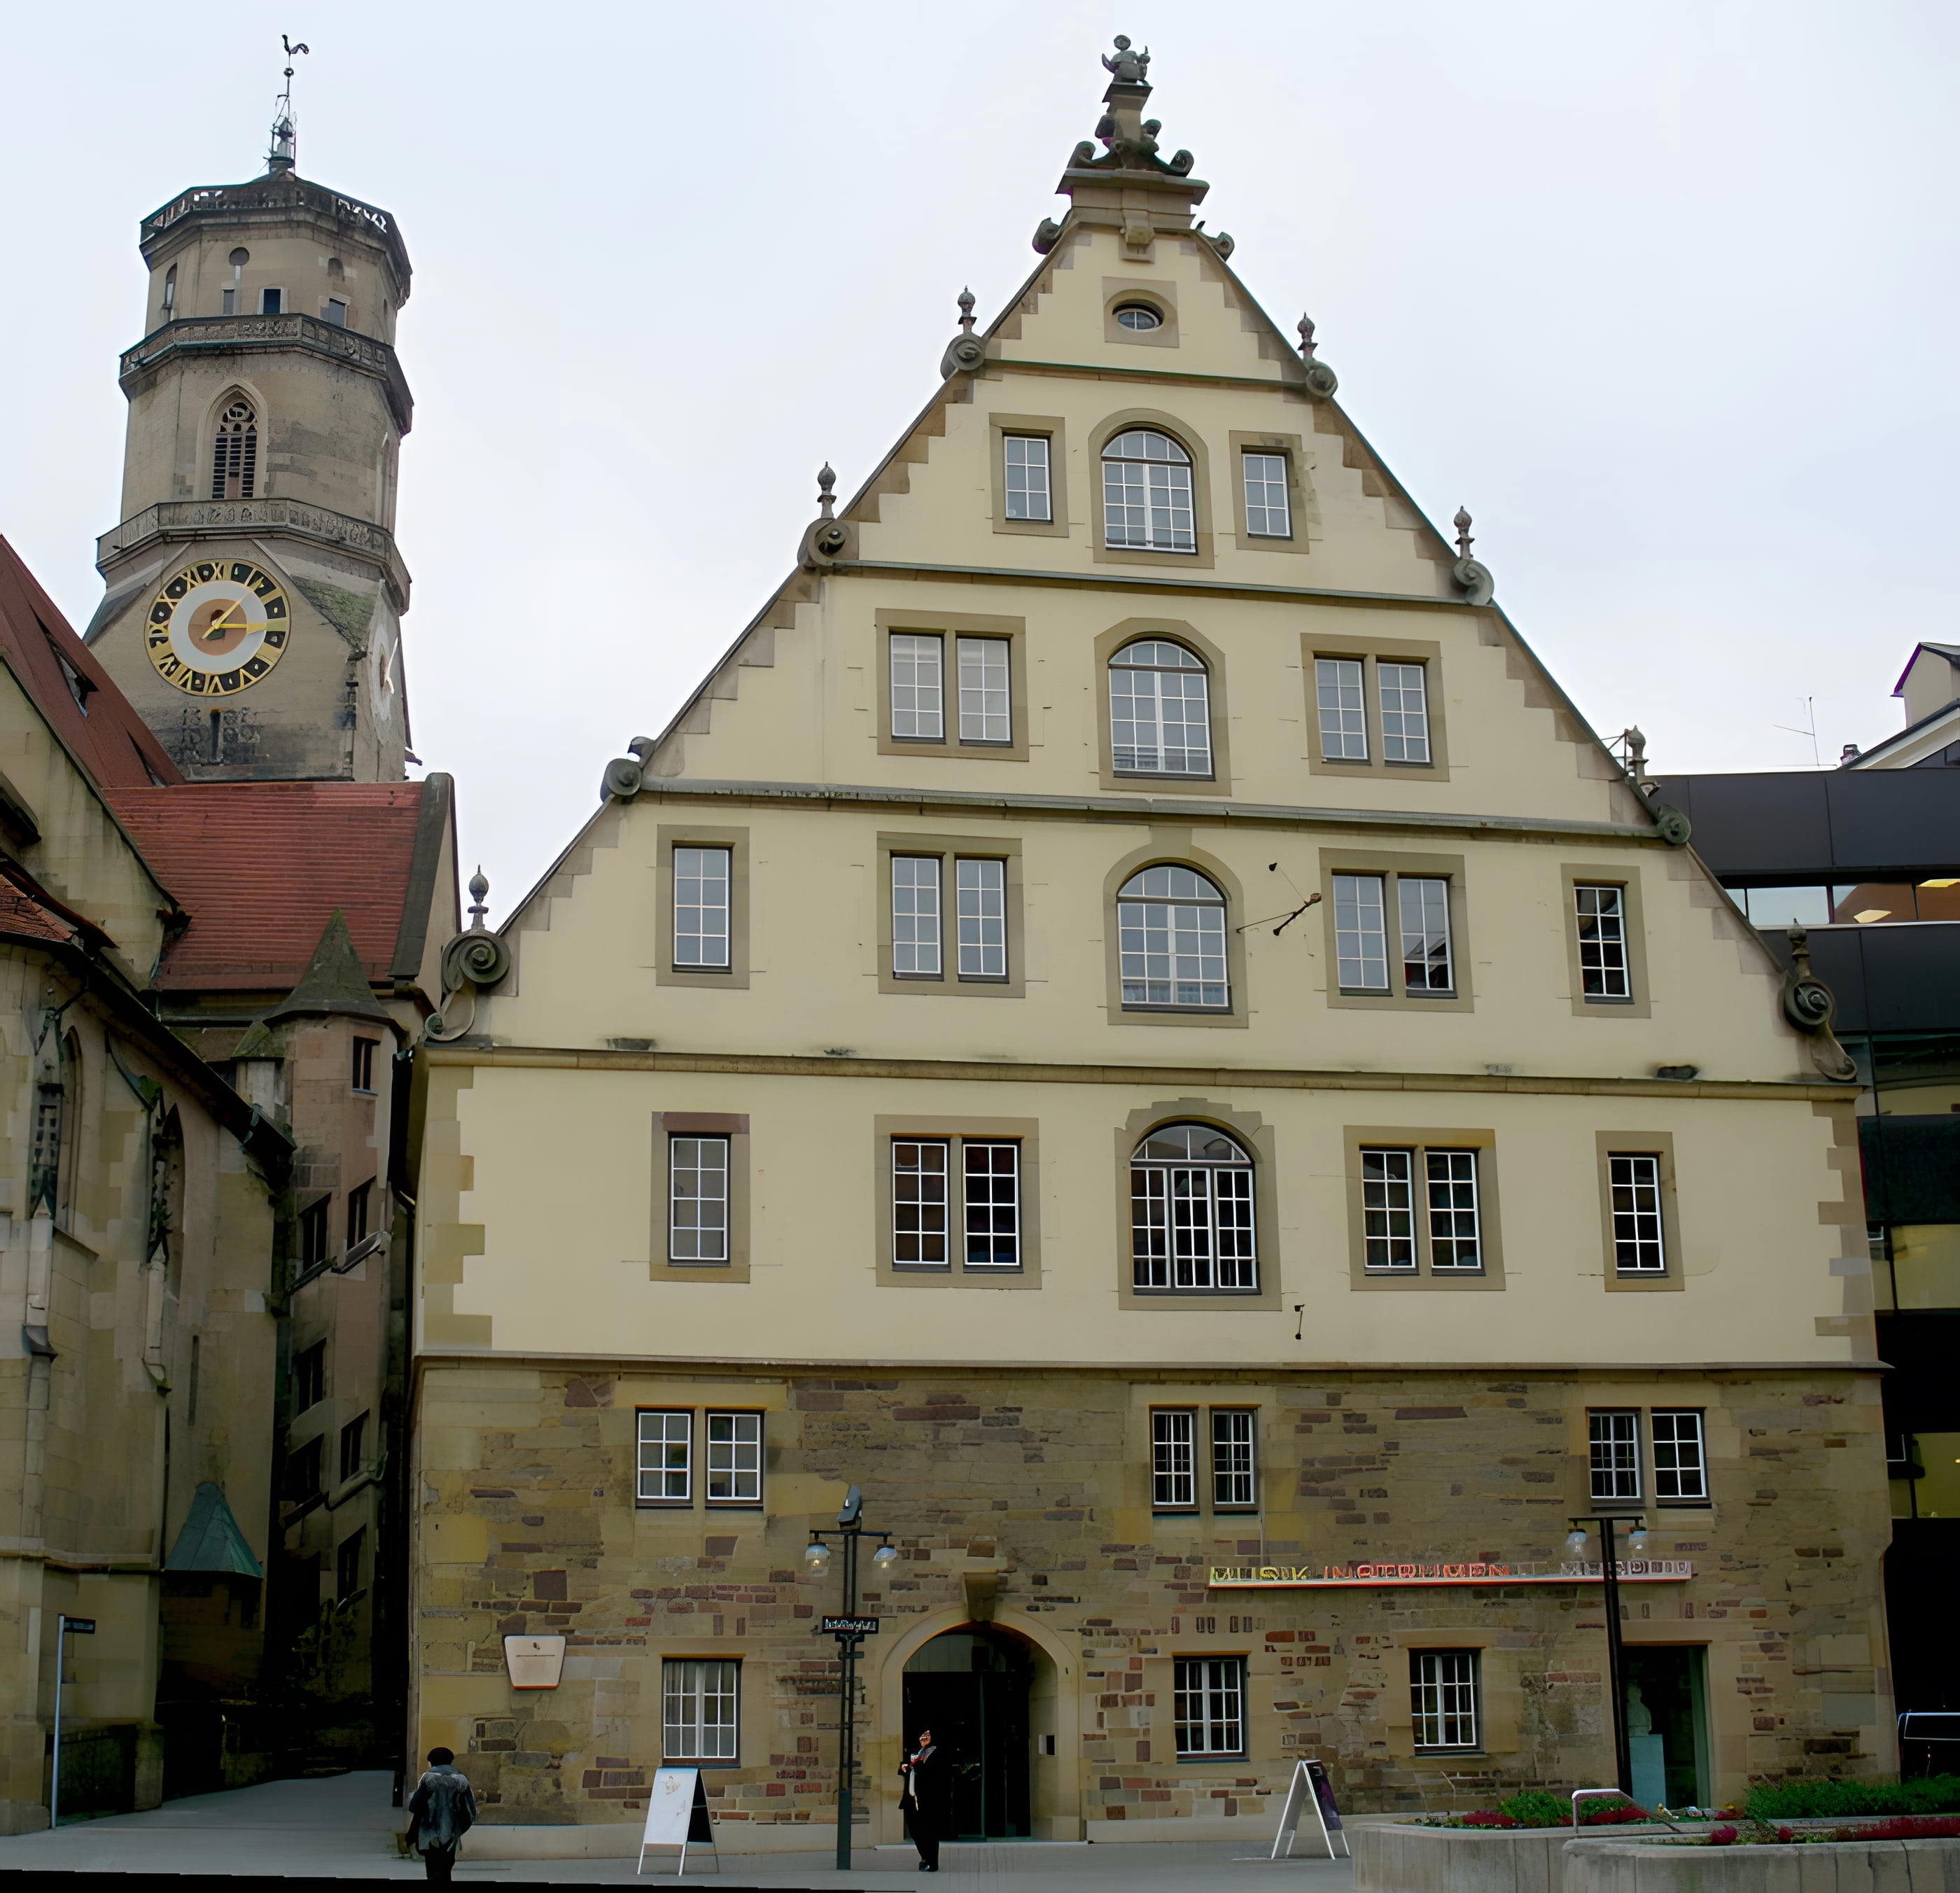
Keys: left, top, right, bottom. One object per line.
{"left": 199, "top": 618, "right": 279, "bottom": 639}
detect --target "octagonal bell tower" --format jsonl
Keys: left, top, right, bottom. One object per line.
{"left": 85, "top": 106, "right": 416, "bottom": 782}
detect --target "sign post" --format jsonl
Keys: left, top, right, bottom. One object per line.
{"left": 1267, "top": 1758, "right": 1348, "bottom": 1861}
{"left": 638, "top": 1767, "right": 716, "bottom": 1875}
{"left": 49, "top": 1615, "right": 96, "bottom": 1829}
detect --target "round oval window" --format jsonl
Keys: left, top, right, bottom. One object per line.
{"left": 1114, "top": 303, "right": 1163, "bottom": 331}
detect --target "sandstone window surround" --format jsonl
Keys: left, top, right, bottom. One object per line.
{"left": 1595, "top": 1131, "right": 1683, "bottom": 1294}
{"left": 1343, "top": 1126, "right": 1506, "bottom": 1292}
{"left": 1150, "top": 1406, "right": 1261, "bottom": 1516}
{"left": 1395, "top": 1633, "right": 1520, "bottom": 1762}
{"left": 636, "top": 1409, "right": 764, "bottom": 1509}
{"left": 1092, "top": 620, "right": 1234, "bottom": 795}
{"left": 1410, "top": 1649, "right": 1480, "bottom": 1752}
{"left": 1114, "top": 1103, "right": 1280, "bottom": 1312}
{"left": 655, "top": 826, "right": 750, "bottom": 991}
{"left": 662, "top": 1656, "right": 742, "bottom": 1763}
{"left": 874, "top": 610, "right": 1030, "bottom": 762}
{"left": 988, "top": 415, "right": 1070, "bottom": 538}
{"left": 648, "top": 1112, "right": 751, "bottom": 1283}
{"left": 1562, "top": 864, "right": 1652, "bottom": 1019}
{"left": 1588, "top": 1406, "right": 1710, "bottom": 1511}
{"left": 873, "top": 1115, "right": 1042, "bottom": 1291}
{"left": 874, "top": 833, "right": 1026, "bottom": 998}
{"left": 1230, "top": 432, "right": 1314, "bottom": 557}
{"left": 1100, "top": 839, "right": 1252, "bottom": 1028}
{"left": 1173, "top": 1655, "right": 1247, "bottom": 1758}
{"left": 1301, "top": 634, "right": 1450, "bottom": 783}
{"left": 1317, "top": 848, "right": 1475, "bottom": 1015}
{"left": 1089, "top": 410, "right": 1217, "bottom": 570}
{"left": 1102, "top": 277, "right": 1180, "bottom": 351}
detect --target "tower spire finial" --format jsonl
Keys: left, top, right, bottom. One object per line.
{"left": 270, "top": 34, "right": 309, "bottom": 173}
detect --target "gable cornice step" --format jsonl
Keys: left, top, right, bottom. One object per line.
{"left": 631, "top": 775, "right": 1660, "bottom": 846}
{"left": 421, "top": 1042, "right": 1847, "bottom": 1103}
{"left": 832, "top": 557, "right": 1460, "bottom": 611}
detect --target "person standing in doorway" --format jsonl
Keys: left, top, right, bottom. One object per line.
{"left": 405, "top": 1747, "right": 477, "bottom": 1883}
{"left": 898, "top": 1726, "right": 943, "bottom": 1871}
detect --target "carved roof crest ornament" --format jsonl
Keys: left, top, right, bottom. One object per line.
{"left": 1296, "top": 315, "right": 1339, "bottom": 402}
{"left": 1070, "top": 36, "right": 1195, "bottom": 179}
{"left": 1780, "top": 927, "right": 1859, "bottom": 1082}
{"left": 1450, "top": 505, "right": 1495, "bottom": 607}
{"left": 941, "top": 287, "right": 987, "bottom": 378}
{"left": 801, "top": 462, "right": 852, "bottom": 571}
{"left": 1102, "top": 34, "right": 1150, "bottom": 83}
{"left": 427, "top": 867, "right": 512, "bottom": 1042}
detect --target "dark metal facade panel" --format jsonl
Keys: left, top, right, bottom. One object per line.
{"left": 1659, "top": 769, "right": 1960, "bottom": 879}
{"left": 1860, "top": 1116, "right": 1960, "bottom": 1224}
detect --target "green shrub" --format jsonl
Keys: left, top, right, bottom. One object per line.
{"left": 1496, "top": 1791, "right": 1572, "bottom": 1827}
{"left": 1744, "top": 1776, "right": 1960, "bottom": 1821}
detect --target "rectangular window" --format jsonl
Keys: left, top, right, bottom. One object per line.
{"left": 1334, "top": 873, "right": 1389, "bottom": 990}
{"left": 892, "top": 856, "right": 942, "bottom": 977}
{"left": 1174, "top": 1656, "right": 1246, "bottom": 1756}
{"left": 1152, "top": 1409, "right": 1196, "bottom": 1509}
{"left": 955, "top": 858, "right": 1007, "bottom": 979}
{"left": 336, "top": 1527, "right": 365, "bottom": 1598}
{"left": 1425, "top": 1150, "right": 1481, "bottom": 1269}
{"left": 1398, "top": 876, "right": 1454, "bottom": 992}
{"left": 346, "top": 1180, "right": 372, "bottom": 1248}
{"left": 663, "top": 1658, "right": 740, "bottom": 1762}
{"left": 1316, "top": 659, "right": 1368, "bottom": 760}
{"left": 1361, "top": 1148, "right": 1416, "bottom": 1271}
{"left": 1212, "top": 1410, "right": 1257, "bottom": 1510}
{"left": 892, "top": 1139, "right": 950, "bottom": 1266}
{"left": 1609, "top": 1154, "right": 1666, "bottom": 1272}
{"left": 351, "top": 1037, "right": 378, "bottom": 1092}
{"left": 638, "top": 1410, "right": 693, "bottom": 1503}
{"left": 1590, "top": 1409, "right": 1642, "bottom": 1502}
{"left": 1576, "top": 884, "right": 1632, "bottom": 1000}
{"left": 260, "top": 287, "right": 283, "bottom": 315}
{"left": 294, "top": 1340, "right": 326, "bottom": 1411}
{"left": 889, "top": 634, "right": 944, "bottom": 740}
{"left": 287, "top": 1435, "right": 323, "bottom": 1500}
{"left": 221, "top": 287, "right": 237, "bottom": 316}
{"left": 668, "top": 1134, "right": 730, "bottom": 1263}
{"left": 673, "top": 846, "right": 732, "bottom": 970}
{"left": 1242, "top": 452, "right": 1292, "bottom": 538}
{"left": 339, "top": 1410, "right": 368, "bottom": 1482}
{"left": 300, "top": 1196, "right": 332, "bottom": 1269}
{"left": 323, "top": 297, "right": 348, "bottom": 326}
{"left": 1410, "top": 1650, "right": 1480, "bottom": 1751}
{"left": 705, "top": 1411, "right": 762, "bottom": 1504}
{"left": 962, "top": 1140, "right": 1020, "bottom": 1267}
{"left": 1003, "top": 435, "right": 1051, "bottom": 522}
{"left": 956, "top": 636, "right": 1012, "bottom": 744}
{"left": 1651, "top": 1410, "right": 1708, "bottom": 1502}
{"left": 1378, "top": 662, "right": 1431, "bottom": 764}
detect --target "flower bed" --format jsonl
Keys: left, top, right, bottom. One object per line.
{"left": 1424, "top": 1791, "right": 1651, "bottom": 1831}
{"left": 1744, "top": 1773, "right": 1960, "bottom": 1821}
{"left": 1668, "top": 1814, "right": 1960, "bottom": 1847}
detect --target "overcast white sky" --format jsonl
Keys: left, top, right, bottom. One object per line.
{"left": 4, "top": 1, "right": 1956, "bottom": 916}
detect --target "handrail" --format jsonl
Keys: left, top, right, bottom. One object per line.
{"left": 1572, "top": 1788, "right": 1631, "bottom": 1829}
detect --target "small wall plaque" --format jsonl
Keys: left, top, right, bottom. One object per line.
{"left": 503, "top": 1634, "right": 566, "bottom": 1689}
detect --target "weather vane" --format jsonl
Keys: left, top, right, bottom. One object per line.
{"left": 270, "top": 34, "right": 309, "bottom": 170}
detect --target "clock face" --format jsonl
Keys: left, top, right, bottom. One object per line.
{"left": 144, "top": 559, "right": 290, "bottom": 696}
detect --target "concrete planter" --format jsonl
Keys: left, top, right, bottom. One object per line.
{"left": 1563, "top": 1836, "right": 1960, "bottom": 1892}
{"left": 1352, "top": 1822, "right": 1670, "bottom": 1893}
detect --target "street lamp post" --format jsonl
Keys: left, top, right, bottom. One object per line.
{"left": 1566, "top": 1514, "right": 1650, "bottom": 1797}
{"left": 806, "top": 1486, "right": 899, "bottom": 1872}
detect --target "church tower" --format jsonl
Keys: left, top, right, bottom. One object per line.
{"left": 85, "top": 102, "right": 414, "bottom": 781}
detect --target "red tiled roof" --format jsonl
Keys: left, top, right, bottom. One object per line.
{"left": 0, "top": 886, "right": 76, "bottom": 944}
{"left": 102, "top": 781, "right": 427, "bottom": 991}
{"left": 0, "top": 534, "right": 183, "bottom": 790}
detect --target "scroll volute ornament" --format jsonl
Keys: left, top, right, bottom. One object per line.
{"left": 1781, "top": 926, "right": 1858, "bottom": 1082}
{"left": 800, "top": 461, "right": 853, "bottom": 571}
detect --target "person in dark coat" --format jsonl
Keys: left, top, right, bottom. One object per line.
{"left": 898, "top": 1727, "right": 943, "bottom": 1871}
{"left": 405, "top": 1747, "right": 477, "bottom": 1883}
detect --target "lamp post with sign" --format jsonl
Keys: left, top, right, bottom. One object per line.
{"left": 50, "top": 1614, "right": 97, "bottom": 1827}
{"left": 806, "top": 1486, "right": 898, "bottom": 1871}
{"left": 1565, "top": 1515, "right": 1649, "bottom": 1796}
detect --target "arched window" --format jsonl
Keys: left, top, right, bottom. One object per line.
{"left": 1102, "top": 428, "right": 1196, "bottom": 553}
{"left": 211, "top": 398, "right": 258, "bottom": 499}
{"left": 1118, "top": 865, "right": 1228, "bottom": 1009}
{"left": 1110, "top": 640, "right": 1212, "bottom": 776}
{"left": 1131, "top": 1123, "right": 1256, "bottom": 1290}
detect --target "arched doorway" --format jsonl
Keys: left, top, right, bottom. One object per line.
{"left": 902, "top": 1625, "right": 1032, "bottom": 1839}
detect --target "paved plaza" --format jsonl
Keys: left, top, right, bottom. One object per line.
{"left": 0, "top": 1773, "right": 1357, "bottom": 1889}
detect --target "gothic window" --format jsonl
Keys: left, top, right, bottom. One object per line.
{"left": 211, "top": 398, "right": 258, "bottom": 500}
{"left": 149, "top": 1108, "right": 185, "bottom": 1291}
{"left": 1102, "top": 428, "right": 1196, "bottom": 553}
{"left": 1109, "top": 640, "right": 1212, "bottom": 776}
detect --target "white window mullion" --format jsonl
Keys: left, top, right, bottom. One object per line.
{"left": 892, "top": 856, "right": 943, "bottom": 977}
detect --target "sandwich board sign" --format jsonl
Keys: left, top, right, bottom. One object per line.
{"left": 1270, "top": 1757, "right": 1348, "bottom": 1861}
{"left": 638, "top": 1767, "right": 717, "bottom": 1875}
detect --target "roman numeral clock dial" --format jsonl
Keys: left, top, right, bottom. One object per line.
{"left": 144, "top": 559, "right": 290, "bottom": 696}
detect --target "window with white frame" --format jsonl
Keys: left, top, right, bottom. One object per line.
{"left": 1362, "top": 1147, "right": 1416, "bottom": 1270}
{"left": 1315, "top": 659, "right": 1367, "bottom": 760}
{"left": 1335, "top": 868, "right": 1460, "bottom": 998}
{"left": 1651, "top": 1409, "right": 1709, "bottom": 1502}
{"left": 1410, "top": 1650, "right": 1480, "bottom": 1751}
{"left": 1212, "top": 1410, "right": 1257, "bottom": 1509}
{"left": 1399, "top": 876, "right": 1455, "bottom": 992}
{"left": 889, "top": 633, "right": 944, "bottom": 739}
{"left": 1589, "top": 1409, "right": 1642, "bottom": 1503}
{"left": 1003, "top": 435, "right": 1052, "bottom": 522}
{"left": 1174, "top": 1656, "right": 1246, "bottom": 1756}
{"left": 663, "top": 1658, "right": 740, "bottom": 1761}
{"left": 1242, "top": 452, "right": 1292, "bottom": 538}
{"left": 1152, "top": 1409, "right": 1196, "bottom": 1509}
{"left": 705, "top": 1411, "right": 762, "bottom": 1504}
{"left": 1576, "top": 884, "right": 1632, "bottom": 1000}
{"left": 1378, "top": 662, "right": 1431, "bottom": 763}
{"left": 638, "top": 1410, "right": 692, "bottom": 1503}
{"left": 1102, "top": 428, "right": 1196, "bottom": 553}
{"left": 892, "top": 1137, "right": 1021, "bottom": 1269}
{"left": 1334, "top": 873, "right": 1389, "bottom": 991}
{"left": 1119, "top": 866, "right": 1228, "bottom": 1009}
{"left": 1609, "top": 1154, "right": 1666, "bottom": 1272}
{"left": 1361, "top": 1145, "right": 1484, "bottom": 1273}
{"left": 892, "top": 1139, "right": 950, "bottom": 1266}
{"left": 892, "top": 856, "right": 942, "bottom": 976}
{"left": 957, "top": 636, "right": 1012, "bottom": 744}
{"left": 668, "top": 1135, "right": 729, "bottom": 1262}
{"left": 673, "top": 846, "right": 732, "bottom": 970}
{"left": 1425, "top": 1151, "right": 1481, "bottom": 1269}
{"left": 1110, "top": 640, "right": 1212, "bottom": 776}
{"left": 1131, "top": 1124, "right": 1257, "bottom": 1292}
{"left": 955, "top": 858, "right": 1007, "bottom": 979}
{"left": 962, "top": 1141, "right": 1020, "bottom": 1266}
